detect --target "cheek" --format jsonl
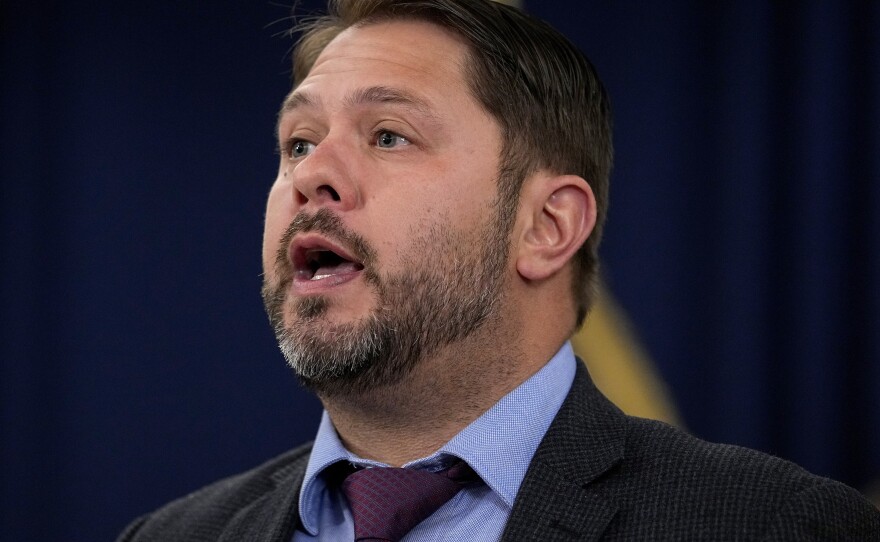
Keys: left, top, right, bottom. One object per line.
{"left": 262, "top": 181, "right": 291, "bottom": 271}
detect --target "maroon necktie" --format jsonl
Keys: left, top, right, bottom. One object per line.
{"left": 341, "top": 461, "right": 474, "bottom": 542}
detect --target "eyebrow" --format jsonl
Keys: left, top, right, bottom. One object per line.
{"left": 280, "top": 90, "right": 318, "bottom": 113}
{"left": 279, "top": 85, "right": 442, "bottom": 125}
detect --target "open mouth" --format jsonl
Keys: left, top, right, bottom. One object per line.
{"left": 291, "top": 237, "right": 364, "bottom": 282}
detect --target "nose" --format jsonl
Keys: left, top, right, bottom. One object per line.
{"left": 289, "top": 137, "right": 359, "bottom": 212}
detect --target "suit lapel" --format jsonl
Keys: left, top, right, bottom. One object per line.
{"left": 217, "top": 452, "right": 309, "bottom": 542}
{"left": 501, "top": 361, "right": 626, "bottom": 541}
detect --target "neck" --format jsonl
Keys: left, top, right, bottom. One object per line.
{"left": 318, "top": 282, "right": 575, "bottom": 466}
{"left": 319, "top": 318, "right": 552, "bottom": 466}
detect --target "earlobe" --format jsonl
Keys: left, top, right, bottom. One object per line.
{"left": 516, "top": 174, "right": 596, "bottom": 281}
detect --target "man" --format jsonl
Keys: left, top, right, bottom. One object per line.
{"left": 118, "top": 0, "right": 880, "bottom": 540}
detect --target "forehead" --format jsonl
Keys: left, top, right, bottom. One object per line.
{"left": 284, "top": 19, "right": 475, "bottom": 114}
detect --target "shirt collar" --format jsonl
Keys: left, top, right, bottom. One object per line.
{"left": 297, "top": 341, "right": 577, "bottom": 535}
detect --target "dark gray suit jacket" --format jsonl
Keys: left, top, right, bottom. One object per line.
{"left": 118, "top": 363, "right": 880, "bottom": 541}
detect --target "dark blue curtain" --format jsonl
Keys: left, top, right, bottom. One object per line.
{"left": 2, "top": 1, "right": 878, "bottom": 539}
{"left": 532, "top": 1, "right": 880, "bottom": 490}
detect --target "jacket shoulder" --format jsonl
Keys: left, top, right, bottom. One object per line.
{"left": 116, "top": 442, "right": 313, "bottom": 542}
{"left": 511, "top": 362, "right": 880, "bottom": 539}
{"left": 608, "top": 416, "right": 880, "bottom": 539}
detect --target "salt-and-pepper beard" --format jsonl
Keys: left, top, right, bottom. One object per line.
{"left": 261, "top": 203, "right": 512, "bottom": 398}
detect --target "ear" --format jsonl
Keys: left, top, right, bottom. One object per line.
{"left": 515, "top": 173, "right": 597, "bottom": 282}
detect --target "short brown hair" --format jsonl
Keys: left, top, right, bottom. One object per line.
{"left": 291, "top": 0, "right": 613, "bottom": 327}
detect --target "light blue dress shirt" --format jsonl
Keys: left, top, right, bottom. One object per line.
{"left": 292, "top": 342, "right": 577, "bottom": 541}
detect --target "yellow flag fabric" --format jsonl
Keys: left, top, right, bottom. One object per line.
{"left": 573, "top": 286, "right": 681, "bottom": 426}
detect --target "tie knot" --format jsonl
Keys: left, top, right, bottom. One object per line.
{"left": 341, "top": 461, "right": 474, "bottom": 542}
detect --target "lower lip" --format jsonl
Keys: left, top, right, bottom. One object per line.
{"left": 291, "top": 269, "right": 363, "bottom": 295}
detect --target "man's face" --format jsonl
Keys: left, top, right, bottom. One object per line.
{"left": 262, "top": 20, "right": 511, "bottom": 395}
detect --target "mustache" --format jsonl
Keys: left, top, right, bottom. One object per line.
{"left": 273, "top": 209, "right": 376, "bottom": 279}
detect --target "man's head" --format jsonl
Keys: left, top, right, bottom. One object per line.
{"left": 292, "top": 0, "right": 613, "bottom": 325}
{"left": 261, "top": 0, "right": 612, "bottom": 396}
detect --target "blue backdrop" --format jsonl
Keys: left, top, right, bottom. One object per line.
{"left": 2, "top": 1, "right": 878, "bottom": 539}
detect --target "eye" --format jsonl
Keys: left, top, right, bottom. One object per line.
{"left": 375, "top": 130, "right": 409, "bottom": 149}
{"left": 286, "top": 139, "right": 315, "bottom": 160}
